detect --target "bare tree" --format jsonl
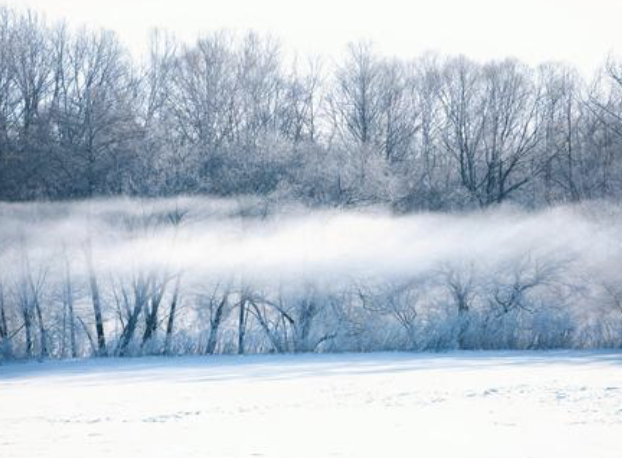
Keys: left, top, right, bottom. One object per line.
{"left": 0, "top": 278, "right": 11, "bottom": 359}
{"left": 140, "top": 276, "right": 168, "bottom": 349}
{"left": 441, "top": 263, "right": 478, "bottom": 348}
{"left": 486, "top": 255, "right": 565, "bottom": 317}
{"left": 358, "top": 278, "right": 427, "bottom": 349}
{"left": 85, "top": 243, "right": 106, "bottom": 355}
{"left": 60, "top": 253, "right": 77, "bottom": 358}
{"left": 200, "top": 281, "right": 232, "bottom": 355}
{"left": 50, "top": 28, "right": 140, "bottom": 196}
{"left": 114, "top": 272, "right": 154, "bottom": 356}
{"left": 245, "top": 284, "right": 338, "bottom": 353}
{"left": 163, "top": 275, "right": 181, "bottom": 355}
{"left": 16, "top": 247, "right": 48, "bottom": 358}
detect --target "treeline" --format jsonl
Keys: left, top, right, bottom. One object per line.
{"left": 1, "top": 7, "right": 622, "bottom": 209}
{"left": 1, "top": 198, "right": 621, "bottom": 360}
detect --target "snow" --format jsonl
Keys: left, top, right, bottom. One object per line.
{"left": 1, "top": 351, "right": 621, "bottom": 458}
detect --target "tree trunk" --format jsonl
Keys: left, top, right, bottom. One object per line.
{"left": 237, "top": 298, "right": 247, "bottom": 355}
{"left": 87, "top": 256, "right": 107, "bottom": 356}
{"left": 205, "top": 295, "right": 227, "bottom": 355}
{"left": 117, "top": 291, "right": 147, "bottom": 356}
{"left": 66, "top": 284, "right": 77, "bottom": 358}
{"left": 142, "top": 283, "right": 166, "bottom": 348}
{"left": 33, "top": 295, "right": 48, "bottom": 358}
{"left": 0, "top": 285, "right": 9, "bottom": 358}
{"left": 0, "top": 284, "right": 6, "bottom": 341}
{"left": 163, "top": 278, "right": 180, "bottom": 355}
{"left": 456, "top": 298, "right": 470, "bottom": 350}
{"left": 23, "top": 306, "right": 32, "bottom": 358}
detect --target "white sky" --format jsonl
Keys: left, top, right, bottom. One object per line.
{"left": 4, "top": 0, "right": 622, "bottom": 75}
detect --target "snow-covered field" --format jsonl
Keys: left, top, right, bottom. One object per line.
{"left": 1, "top": 352, "right": 621, "bottom": 458}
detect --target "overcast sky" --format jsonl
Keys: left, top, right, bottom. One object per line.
{"left": 5, "top": 0, "right": 622, "bottom": 75}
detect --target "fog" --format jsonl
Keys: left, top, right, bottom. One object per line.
{"left": 1, "top": 197, "right": 619, "bottom": 282}
{"left": 1, "top": 198, "right": 621, "bottom": 357}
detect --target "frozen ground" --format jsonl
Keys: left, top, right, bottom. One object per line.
{"left": 1, "top": 351, "right": 621, "bottom": 458}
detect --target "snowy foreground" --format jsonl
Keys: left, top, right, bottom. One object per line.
{"left": 1, "top": 352, "right": 622, "bottom": 458}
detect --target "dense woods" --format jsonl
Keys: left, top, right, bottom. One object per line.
{"left": 1, "top": 7, "right": 622, "bottom": 361}
{"left": 0, "top": 7, "right": 621, "bottom": 208}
